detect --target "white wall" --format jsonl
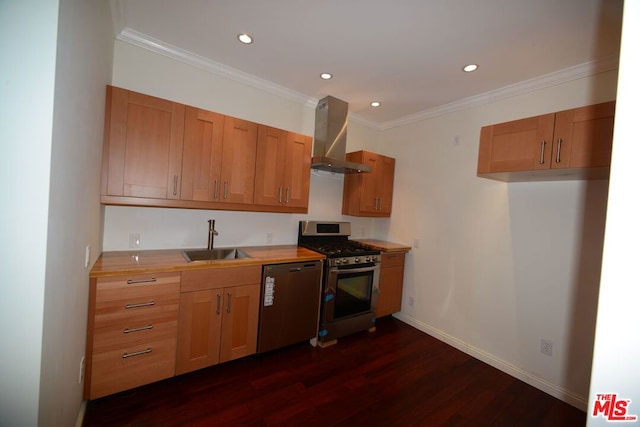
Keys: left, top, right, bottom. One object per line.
{"left": 0, "top": 0, "right": 112, "bottom": 426}
{"left": 587, "top": 1, "right": 640, "bottom": 425}
{"left": 0, "top": 1, "right": 58, "bottom": 425}
{"left": 388, "top": 69, "right": 617, "bottom": 409}
{"left": 39, "top": 0, "right": 114, "bottom": 425}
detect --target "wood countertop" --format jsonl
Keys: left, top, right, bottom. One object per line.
{"left": 90, "top": 245, "right": 325, "bottom": 278}
{"left": 355, "top": 239, "right": 412, "bottom": 253}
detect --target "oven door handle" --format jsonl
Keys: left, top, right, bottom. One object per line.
{"left": 332, "top": 265, "right": 379, "bottom": 274}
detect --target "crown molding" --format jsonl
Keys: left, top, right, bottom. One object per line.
{"left": 112, "top": 17, "right": 618, "bottom": 132}
{"left": 376, "top": 54, "right": 620, "bottom": 130}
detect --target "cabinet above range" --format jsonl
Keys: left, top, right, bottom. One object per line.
{"left": 101, "top": 86, "right": 312, "bottom": 213}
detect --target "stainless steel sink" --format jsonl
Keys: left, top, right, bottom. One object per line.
{"left": 182, "top": 248, "right": 251, "bottom": 262}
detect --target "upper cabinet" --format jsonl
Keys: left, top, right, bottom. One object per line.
{"left": 342, "top": 150, "right": 396, "bottom": 217}
{"left": 477, "top": 101, "right": 615, "bottom": 182}
{"left": 254, "top": 126, "right": 312, "bottom": 209}
{"left": 102, "top": 86, "right": 186, "bottom": 199}
{"left": 101, "top": 86, "right": 310, "bottom": 213}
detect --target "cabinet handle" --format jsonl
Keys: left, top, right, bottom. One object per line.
{"left": 539, "top": 140, "right": 546, "bottom": 164}
{"left": 125, "top": 301, "right": 155, "bottom": 309}
{"left": 123, "top": 325, "right": 153, "bottom": 334}
{"left": 122, "top": 348, "right": 151, "bottom": 359}
{"left": 285, "top": 187, "right": 290, "bottom": 204}
{"left": 213, "top": 180, "right": 219, "bottom": 199}
{"left": 216, "top": 294, "right": 221, "bottom": 315}
{"left": 226, "top": 292, "right": 232, "bottom": 314}
{"left": 278, "top": 186, "right": 283, "bottom": 203}
{"left": 173, "top": 175, "right": 178, "bottom": 195}
{"left": 126, "top": 278, "right": 157, "bottom": 285}
{"left": 223, "top": 181, "right": 228, "bottom": 200}
{"left": 555, "top": 138, "right": 563, "bottom": 163}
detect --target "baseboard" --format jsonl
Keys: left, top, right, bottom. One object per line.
{"left": 76, "top": 400, "right": 87, "bottom": 427}
{"left": 392, "top": 313, "right": 588, "bottom": 411}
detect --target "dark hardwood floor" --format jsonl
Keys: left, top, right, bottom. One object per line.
{"left": 83, "top": 317, "right": 586, "bottom": 426}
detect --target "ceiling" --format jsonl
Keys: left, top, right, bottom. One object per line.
{"left": 111, "top": 0, "right": 623, "bottom": 128}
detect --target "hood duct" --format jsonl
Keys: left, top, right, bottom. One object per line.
{"left": 311, "top": 96, "right": 371, "bottom": 174}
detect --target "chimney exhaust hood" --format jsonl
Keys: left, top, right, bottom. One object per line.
{"left": 311, "top": 96, "right": 371, "bottom": 174}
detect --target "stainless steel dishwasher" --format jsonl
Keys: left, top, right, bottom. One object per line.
{"left": 257, "top": 260, "right": 323, "bottom": 353}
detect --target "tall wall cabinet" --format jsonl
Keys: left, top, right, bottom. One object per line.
{"left": 101, "top": 86, "right": 311, "bottom": 213}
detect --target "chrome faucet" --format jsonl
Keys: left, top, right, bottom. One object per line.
{"left": 207, "top": 219, "right": 219, "bottom": 250}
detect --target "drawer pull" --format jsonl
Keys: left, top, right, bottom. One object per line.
{"left": 123, "top": 325, "right": 153, "bottom": 334}
{"left": 122, "top": 348, "right": 152, "bottom": 359}
{"left": 125, "top": 301, "right": 155, "bottom": 309}
{"left": 126, "top": 278, "right": 157, "bottom": 285}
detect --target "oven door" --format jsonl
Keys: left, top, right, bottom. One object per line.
{"left": 322, "top": 263, "right": 380, "bottom": 323}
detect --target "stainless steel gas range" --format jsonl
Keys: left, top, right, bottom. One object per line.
{"left": 298, "top": 220, "right": 381, "bottom": 346}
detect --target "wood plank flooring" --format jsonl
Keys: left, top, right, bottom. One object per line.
{"left": 83, "top": 317, "right": 586, "bottom": 426}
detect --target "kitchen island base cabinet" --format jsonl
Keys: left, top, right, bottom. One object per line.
{"left": 376, "top": 253, "right": 406, "bottom": 318}
{"left": 176, "top": 266, "right": 261, "bottom": 375}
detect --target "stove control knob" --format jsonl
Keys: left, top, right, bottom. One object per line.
{"left": 354, "top": 257, "right": 360, "bottom": 263}
{"left": 343, "top": 258, "right": 349, "bottom": 264}
{"left": 365, "top": 256, "right": 371, "bottom": 262}
{"left": 335, "top": 259, "right": 341, "bottom": 265}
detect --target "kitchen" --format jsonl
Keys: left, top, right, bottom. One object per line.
{"left": 2, "top": 1, "right": 639, "bottom": 427}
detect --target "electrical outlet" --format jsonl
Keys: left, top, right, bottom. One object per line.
{"left": 84, "top": 245, "right": 91, "bottom": 268}
{"left": 541, "top": 339, "right": 553, "bottom": 356}
{"left": 79, "top": 356, "right": 86, "bottom": 384}
{"left": 266, "top": 233, "right": 273, "bottom": 244}
{"left": 408, "top": 296, "right": 414, "bottom": 307}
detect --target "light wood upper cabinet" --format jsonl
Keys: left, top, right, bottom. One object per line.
{"left": 220, "top": 117, "right": 258, "bottom": 204}
{"left": 342, "top": 151, "right": 396, "bottom": 217}
{"left": 477, "top": 101, "right": 615, "bottom": 182}
{"left": 102, "top": 86, "right": 185, "bottom": 199}
{"left": 180, "top": 107, "right": 225, "bottom": 202}
{"left": 181, "top": 109, "right": 257, "bottom": 204}
{"left": 254, "top": 126, "right": 311, "bottom": 209}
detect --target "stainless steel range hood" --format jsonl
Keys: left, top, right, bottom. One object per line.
{"left": 311, "top": 96, "right": 371, "bottom": 174}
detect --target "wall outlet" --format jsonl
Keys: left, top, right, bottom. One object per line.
{"left": 266, "top": 233, "right": 273, "bottom": 244}
{"left": 84, "top": 245, "right": 91, "bottom": 268}
{"left": 541, "top": 339, "right": 553, "bottom": 356}
{"left": 79, "top": 356, "right": 86, "bottom": 384}
{"left": 129, "top": 233, "right": 140, "bottom": 249}
{"left": 408, "top": 296, "right": 414, "bottom": 307}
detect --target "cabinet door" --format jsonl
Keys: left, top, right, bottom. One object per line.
{"left": 552, "top": 101, "right": 615, "bottom": 169}
{"left": 175, "top": 289, "right": 223, "bottom": 375}
{"left": 359, "top": 152, "right": 382, "bottom": 214}
{"left": 103, "top": 86, "right": 185, "bottom": 199}
{"left": 376, "top": 253, "right": 405, "bottom": 318}
{"left": 283, "top": 132, "right": 312, "bottom": 208}
{"left": 254, "top": 125, "right": 287, "bottom": 206}
{"left": 378, "top": 155, "right": 395, "bottom": 215}
{"left": 477, "top": 113, "right": 555, "bottom": 173}
{"left": 219, "top": 283, "right": 260, "bottom": 363}
{"left": 181, "top": 107, "right": 224, "bottom": 201}
{"left": 220, "top": 117, "right": 258, "bottom": 204}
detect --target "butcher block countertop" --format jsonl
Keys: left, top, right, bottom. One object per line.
{"left": 90, "top": 245, "right": 325, "bottom": 278}
{"left": 355, "top": 239, "right": 412, "bottom": 253}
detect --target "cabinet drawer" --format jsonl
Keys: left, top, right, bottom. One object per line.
{"left": 90, "top": 338, "right": 176, "bottom": 399}
{"left": 93, "top": 312, "right": 178, "bottom": 353}
{"left": 95, "top": 273, "right": 180, "bottom": 327}
{"left": 381, "top": 252, "right": 405, "bottom": 268}
{"left": 181, "top": 265, "right": 261, "bottom": 292}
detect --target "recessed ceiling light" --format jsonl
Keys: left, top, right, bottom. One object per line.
{"left": 371, "top": 101, "right": 381, "bottom": 107}
{"left": 320, "top": 73, "right": 333, "bottom": 80}
{"left": 237, "top": 33, "right": 253, "bottom": 44}
{"left": 463, "top": 64, "right": 478, "bottom": 72}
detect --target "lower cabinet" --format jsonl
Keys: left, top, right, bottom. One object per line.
{"left": 176, "top": 266, "right": 261, "bottom": 375}
{"left": 376, "top": 252, "right": 406, "bottom": 318}
{"left": 85, "top": 272, "right": 180, "bottom": 400}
